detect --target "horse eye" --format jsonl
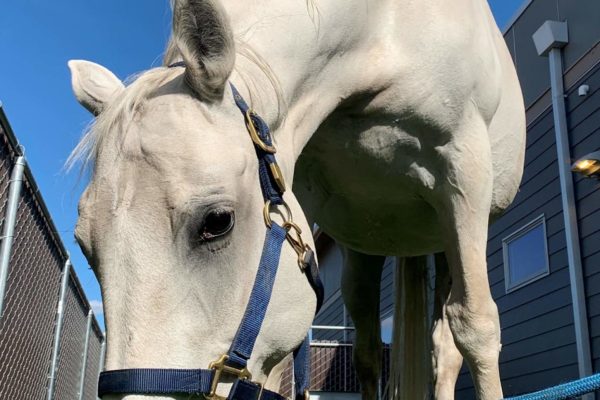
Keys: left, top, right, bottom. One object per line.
{"left": 199, "top": 209, "right": 234, "bottom": 241}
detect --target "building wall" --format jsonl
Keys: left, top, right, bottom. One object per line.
{"left": 569, "top": 62, "right": 600, "bottom": 373}
{"left": 504, "top": 0, "right": 600, "bottom": 107}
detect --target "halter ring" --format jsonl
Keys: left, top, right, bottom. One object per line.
{"left": 263, "top": 200, "right": 293, "bottom": 228}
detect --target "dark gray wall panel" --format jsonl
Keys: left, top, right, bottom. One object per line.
{"left": 505, "top": 28, "right": 516, "bottom": 63}
{"left": 587, "top": 293, "right": 600, "bottom": 318}
{"left": 577, "top": 187, "right": 600, "bottom": 222}
{"left": 493, "top": 264, "right": 569, "bottom": 310}
{"left": 501, "top": 325, "right": 575, "bottom": 362}
{"left": 526, "top": 109, "right": 555, "bottom": 147}
{"left": 565, "top": 63, "right": 600, "bottom": 113}
{"left": 569, "top": 106, "right": 600, "bottom": 150}
{"left": 501, "top": 305, "right": 574, "bottom": 344}
{"left": 501, "top": 343, "right": 577, "bottom": 380}
{"left": 584, "top": 251, "right": 600, "bottom": 278}
{"left": 569, "top": 54, "right": 600, "bottom": 370}
{"left": 558, "top": 0, "right": 600, "bottom": 69}
{"left": 314, "top": 294, "right": 345, "bottom": 342}
{"left": 512, "top": 0, "right": 559, "bottom": 106}
{"left": 501, "top": 364, "right": 578, "bottom": 397}
{"left": 579, "top": 208, "right": 600, "bottom": 239}
{"left": 500, "top": 285, "right": 572, "bottom": 328}
{"left": 585, "top": 270, "right": 600, "bottom": 298}
{"left": 581, "top": 222, "right": 600, "bottom": 260}
{"left": 488, "top": 188, "right": 562, "bottom": 243}
{"left": 380, "top": 257, "right": 395, "bottom": 318}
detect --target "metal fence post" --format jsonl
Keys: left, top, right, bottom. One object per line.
{"left": 97, "top": 335, "right": 106, "bottom": 400}
{"left": 0, "top": 156, "right": 26, "bottom": 318}
{"left": 46, "top": 258, "right": 71, "bottom": 400}
{"left": 78, "top": 310, "right": 93, "bottom": 400}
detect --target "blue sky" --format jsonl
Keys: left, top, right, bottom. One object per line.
{"left": 0, "top": 0, "right": 525, "bottom": 330}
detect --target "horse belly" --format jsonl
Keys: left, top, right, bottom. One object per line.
{"left": 294, "top": 119, "right": 445, "bottom": 256}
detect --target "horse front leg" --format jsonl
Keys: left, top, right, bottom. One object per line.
{"left": 431, "top": 252, "right": 463, "bottom": 400}
{"left": 432, "top": 112, "right": 503, "bottom": 400}
{"left": 341, "top": 247, "right": 385, "bottom": 400}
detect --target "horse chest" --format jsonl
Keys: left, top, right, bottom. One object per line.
{"left": 294, "top": 112, "right": 446, "bottom": 255}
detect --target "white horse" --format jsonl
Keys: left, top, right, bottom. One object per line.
{"left": 68, "top": 0, "right": 525, "bottom": 399}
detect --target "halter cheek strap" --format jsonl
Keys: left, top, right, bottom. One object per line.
{"left": 97, "top": 81, "right": 324, "bottom": 400}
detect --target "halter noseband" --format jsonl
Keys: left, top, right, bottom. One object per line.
{"left": 97, "top": 75, "right": 324, "bottom": 400}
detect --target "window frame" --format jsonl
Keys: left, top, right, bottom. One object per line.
{"left": 502, "top": 214, "right": 550, "bottom": 293}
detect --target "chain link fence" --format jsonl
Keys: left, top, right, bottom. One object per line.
{"left": 82, "top": 324, "right": 104, "bottom": 400}
{"left": 0, "top": 106, "right": 104, "bottom": 400}
{"left": 54, "top": 279, "right": 92, "bottom": 399}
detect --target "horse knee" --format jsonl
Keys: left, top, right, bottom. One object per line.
{"left": 445, "top": 300, "right": 501, "bottom": 364}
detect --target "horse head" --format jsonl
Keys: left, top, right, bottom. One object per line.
{"left": 68, "top": 1, "right": 317, "bottom": 398}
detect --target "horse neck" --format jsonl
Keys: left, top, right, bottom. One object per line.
{"left": 223, "top": 0, "right": 387, "bottom": 178}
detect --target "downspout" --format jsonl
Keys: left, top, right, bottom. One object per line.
{"left": 0, "top": 156, "right": 26, "bottom": 318}
{"left": 533, "top": 21, "right": 593, "bottom": 398}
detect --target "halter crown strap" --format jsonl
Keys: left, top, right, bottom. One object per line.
{"left": 230, "top": 83, "right": 285, "bottom": 205}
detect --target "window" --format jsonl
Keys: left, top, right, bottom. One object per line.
{"left": 503, "top": 215, "right": 550, "bottom": 292}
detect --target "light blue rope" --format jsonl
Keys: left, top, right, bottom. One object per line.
{"left": 504, "top": 373, "right": 600, "bottom": 400}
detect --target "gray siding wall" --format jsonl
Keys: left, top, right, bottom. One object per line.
{"left": 567, "top": 62, "right": 600, "bottom": 372}
{"left": 504, "top": 0, "right": 600, "bottom": 107}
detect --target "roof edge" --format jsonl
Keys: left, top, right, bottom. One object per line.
{"left": 502, "top": 0, "right": 535, "bottom": 35}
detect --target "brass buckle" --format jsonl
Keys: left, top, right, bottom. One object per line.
{"left": 246, "top": 110, "right": 277, "bottom": 154}
{"left": 207, "top": 354, "right": 252, "bottom": 399}
{"left": 268, "top": 161, "right": 286, "bottom": 193}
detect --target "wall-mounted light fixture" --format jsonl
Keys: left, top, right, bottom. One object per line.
{"left": 572, "top": 151, "right": 600, "bottom": 179}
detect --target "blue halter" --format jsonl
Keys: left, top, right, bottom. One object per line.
{"left": 97, "top": 75, "right": 324, "bottom": 400}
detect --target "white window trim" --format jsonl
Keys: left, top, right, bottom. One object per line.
{"left": 502, "top": 214, "right": 550, "bottom": 293}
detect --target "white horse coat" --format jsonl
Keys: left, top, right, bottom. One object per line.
{"left": 69, "top": 1, "right": 525, "bottom": 399}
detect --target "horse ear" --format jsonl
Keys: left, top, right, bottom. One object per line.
{"left": 68, "top": 60, "right": 124, "bottom": 116}
{"left": 172, "top": 0, "right": 235, "bottom": 101}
